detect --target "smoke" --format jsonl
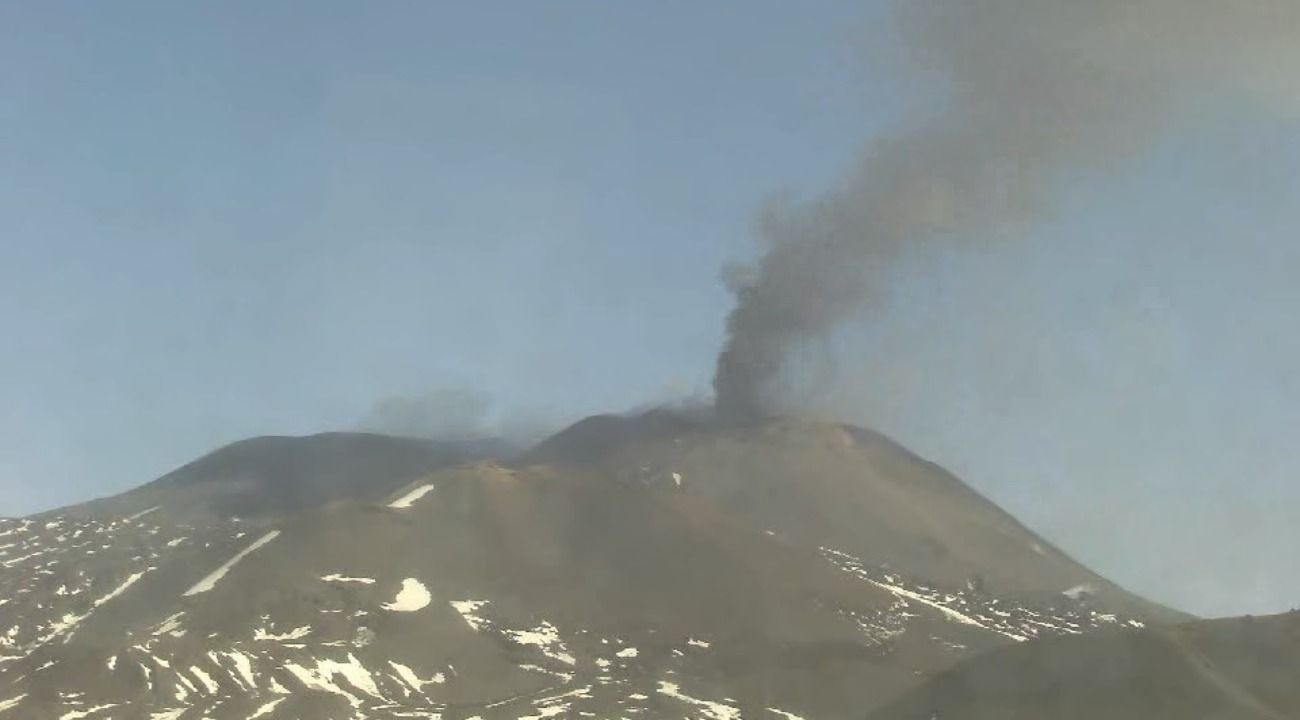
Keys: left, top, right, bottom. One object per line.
{"left": 359, "top": 387, "right": 557, "bottom": 450}
{"left": 714, "top": 0, "right": 1300, "bottom": 418}
{"left": 361, "top": 387, "right": 491, "bottom": 442}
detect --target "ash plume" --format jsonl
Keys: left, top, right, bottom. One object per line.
{"left": 714, "top": 0, "right": 1300, "bottom": 418}
{"left": 359, "top": 387, "right": 557, "bottom": 451}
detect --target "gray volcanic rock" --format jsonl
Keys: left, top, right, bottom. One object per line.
{"left": 0, "top": 415, "right": 1182, "bottom": 719}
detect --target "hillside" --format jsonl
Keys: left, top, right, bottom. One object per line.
{"left": 865, "top": 611, "right": 1300, "bottom": 720}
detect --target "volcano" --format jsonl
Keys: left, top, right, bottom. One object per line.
{"left": 0, "top": 412, "right": 1184, "bottom": 719}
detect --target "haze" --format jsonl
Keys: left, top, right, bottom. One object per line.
{"left": 3, "top": 1, "right": 1298, "bottom": 618}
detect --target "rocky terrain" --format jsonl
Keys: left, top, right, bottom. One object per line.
{"left": 0, "top": 414, "right": 1185, "bottom": 719}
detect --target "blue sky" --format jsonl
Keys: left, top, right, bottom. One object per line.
{"left": 2, "top": 2, "right": 1298, "bottom": 616}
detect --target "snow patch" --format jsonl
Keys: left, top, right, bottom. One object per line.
{"left": 94, "top": 569, "right": 150, "bottom": 608}
{"left": 153, "top": 613, "right": 186, "bottom": 638}
{"left": 388, "top": 483, "right": 435, "bottom": 509}
{"left": 506, "top": 621, "right": 576, "bottom": 665}
{"left": 1063, "top": 583, "right": 1098, "bottom": 600}
{"left": 284, "top": 654, "right": 385, "bottom": 707}
{"left": 249, "top": 698, "right": 285, "bottom": 719}
{"left": 382, "top": 578, "right": 432, "bottom": 612}
{"left": 658, "top": 681, "right": 741, "bottom": 720}
{"left": 0, "top": 695, "right": 23, "bottom": 714}
{"left": 34, "top": 612, "right": 86, "bottom": 647}
{"left": 254, "top": 625, "right": 312, "bottom": 642}
{"left": 59, "top": 705, "right": 118, "bottom": 720}
{"left": 124, "top": 506, "right": 160, "bottom": 523}
{"left": 868, "top": 577, "right": 1006, "bottom": 634}
{"left": 189, "top": 665, "right": 219, "bottom": 694}
{"left": 390, "top": 661, "right": 445, "bottom": 693}
{"left": 222, "top": 650, "right": 257, "bottom": 689}
{"left": 450, "top": 600, "right": 489, "bottom": 630}
{"left": 322, "top": 573, "right": 376, "bottom": 584}
{"left": 823, "top": 547, "right": 1027, "bottom": 642}
{"left": 183, "top": 530, "right": 280, "bottom": 596}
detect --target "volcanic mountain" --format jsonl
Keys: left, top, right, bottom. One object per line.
{"left": 0, "top": 413, "right": 1184, "bottom": 719}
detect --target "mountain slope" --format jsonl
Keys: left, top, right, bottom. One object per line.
{"left": 530, "top": 413, "right": 1182, "bottom": 622}
{"left": 0, "top": 413, "right": 1185, "bottom": 718}
{"left": 864, "top": 611, "right": 1300, "bottom": 720}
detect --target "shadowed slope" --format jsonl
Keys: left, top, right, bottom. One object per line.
{"left": 865, "top": 611, "right": 1300, "bottom": 720}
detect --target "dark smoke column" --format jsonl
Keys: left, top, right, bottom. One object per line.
{"left": 713, "top": 241, "right": 797, "bottom": 420}
{"left": 713, "top": 322, "right": 773, "bottom": 420}
{"left": 709, "top": 2, "right": 1299, "bottom": 419}
{"left": 713, "top": 218, "right": 868, "bottom": 420}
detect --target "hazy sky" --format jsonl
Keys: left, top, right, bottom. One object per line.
{"left": 2, "top": 1, "right": 1297, "bottom": 617}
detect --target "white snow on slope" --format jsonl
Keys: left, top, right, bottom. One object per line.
{"left": 506, "top": 622, "right": 576, "bottom": 665}
{"left": 254, "top": 625, "right": 311, "bottom": 642}
{"left": 248, "top": 698, "right": 284, "bottom": 719}
{"left": 450, "top": 600, "right": 490, "bottom": 630}
{"left": 388, "top": 484, "right": 435, "bottom": 509}
{"left": 189, "top": 665, "right": 219, "bottom": 694}
{"left": 33, "top": 612, "right": 85, "bottom": 648}
{"left": 767, "top": 708, "right": 807, "bottom": 720}
{"left": 322, "top": 574, "right": 376, "bottom": 584}
{"left": 1063, "top": 583, "right": 1097, "bottom": 600}
{"left": 382, "top": 578, "right": 431, "bottom": 612}
{"left": 658, "top": 681, "right": 741, "bottom": 720}
{"left": 0, "top": 695, "right": 24, "bottom": 714}
{"left": 28, "top": 568, "right": 157, "bottom": 649}
{"left": 153, "top": 613, "right": 185, "bottom": 638}
{"left": 390, "top": 661, "right": 445, "bottom": 694}
{"left": 94, "top": 569, "right": 150, "bottom": 608}
{"left": 123, "top": 506, "right": 160, "bottom": 523}
{"left": 183, "top": 531, "right": 280, "bottom": 597}
{"left": 822, "top": 547, "right": 1028, "bottom": 642}
{"left": 284, "top": 654, "right": 384, "bottom": 708}
{"left": 58, "top": 703, "right": 118, "bottom": 720}
{"left": 219, "top": 650, "right": 257, "bottom": 689}
{"left": 867, "top": 576, "right": 1011, "bottom": 634}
